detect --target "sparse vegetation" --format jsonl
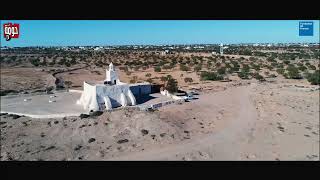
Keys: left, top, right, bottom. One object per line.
{"left": 165, "top": 77, "right": 178, "bottom": 93}
{"left": 253, "top": 73, "right": 265, "bottom": 81}
{"left": 238, "top": 70, "right": 250, "bottom": 79}
{"left": 217, "top": 67, "right": 226, "bottom": 75}
{"left": 184, "top": 77, "right": 193, "bottom": 84}
{"left": 306, "top": 70, "right": 320, "bottom": 85}
{"left": 200, "top": 71, "right": 223, "bottom": 81}
{"left": 154, "top": 66, "right": 161, "bottom": 72}
{"left": 29, "top": 59, "right": 40, "bottom": 67}
{"left": 286, "top": 65, "right": 302, "bottom": 79}
{"left": 180, "top": 64, "right": 190, "bottom": 71}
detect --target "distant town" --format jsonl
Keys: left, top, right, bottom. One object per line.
{"left": 2, "top": 42, "right": 319, "bottom": 50}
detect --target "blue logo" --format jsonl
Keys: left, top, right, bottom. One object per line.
{"left": 299, "top": 21, "right": 313, "bottom": 36}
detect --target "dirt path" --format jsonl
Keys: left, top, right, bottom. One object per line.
{"left": 109, "top": 84, "right": 258, "bottom": 160}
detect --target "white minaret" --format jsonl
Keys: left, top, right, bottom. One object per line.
{"left": 219, "top": 43, "right": 224, "bottom": 55}
{"left": 104, "top": 62, "right": 119, "bottom": 85}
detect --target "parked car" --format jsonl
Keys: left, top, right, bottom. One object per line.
{"left": 183, "top": 93, "right": 194, "bottom": 101}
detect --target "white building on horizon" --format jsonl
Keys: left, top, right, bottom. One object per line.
{"left": 219, "top": 43, "right": 224, "bottom": 55}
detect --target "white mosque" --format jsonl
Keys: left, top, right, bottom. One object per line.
{"left": 77, "top": 63, "right": 151, "bottom": 111}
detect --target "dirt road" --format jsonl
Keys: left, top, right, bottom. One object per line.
{"left": 109, "top": 84, "right": 258, "bottom": 160}
{"left": 109, "top": 81, "right": 319, "bottom": 161}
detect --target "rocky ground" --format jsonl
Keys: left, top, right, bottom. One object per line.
{"left": 0, "top": 109, "right": 185, "bottom": 160}
{"left": 1, "top": 79, "right": 319, "bottom": 161}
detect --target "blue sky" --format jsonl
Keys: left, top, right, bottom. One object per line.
{"left": 1, "top": 20, "right": 319, "bottom": 47}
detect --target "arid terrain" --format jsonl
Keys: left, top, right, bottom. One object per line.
{"left": 0, "top": 45, "right": 319, "bottom": 160}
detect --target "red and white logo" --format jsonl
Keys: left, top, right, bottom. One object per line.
{"left": 3, "top": 23, "right": 20, "bottom": 41}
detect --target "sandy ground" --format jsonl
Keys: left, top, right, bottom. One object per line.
{"left": 0, "top": 68, "right": 55, "bottom": 92}
{"left": 0, "top": 91, "right": 87, "bottom": 118}
{"left": 56, "top": 68, "right": 105, "bottom": 89}
{"left": 1, "top": 80, "right": 319, "bottom": 161}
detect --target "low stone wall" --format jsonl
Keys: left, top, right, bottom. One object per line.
{"left": 68, "top": 89, "right": 83, "bottom": 93}
{"left": 137, "top": 98, "right": 184, "bottom": 111}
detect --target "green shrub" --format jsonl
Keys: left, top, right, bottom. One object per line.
{"left": 165, "top": 78, "right": 178, "bottom": 93}
{"left": 238, "top": 70, "right": 249, "bottom": 79}
{"left": 251, "top": 64, "right": 261, "bottom": 71}
{"left": 217, "top": 67, "right": 226, "bottom": 75}
{"left": 58, "top": 58, "right": 66, "bottom": 65}
{"left": 308, "top": 65, "right": 316, "bottom": 70}
{"left": 284, "top": 60, "right": 290, "bottom": 65}
{"left": 200, "top": 71, "right": 223, "bottom": 81}
{"left": 276, "top": 68, "right": 285, "bottom": 75}
{"left": 286, "top": 66, "right": 302, "bottom": 79}
{"left": 267, "top": 56, "right": 276, "bottom": 62}
{"left": 163, "top": 65, "right": 173, "bottom": 70}
{"left": 65, "top": 61, "right": 71, "bottom": 67}
{"left": 180, "top": 64, "right": 190, "bottom": 71}
{"left": 298, "top": 65, "right": 307, "bottom": 71}
{"left": 70, "top": 58, "right": 76, "bottom": 65}
{"left": 306, "top": 70, "right": 320, "bottom": 85}
{"left": 242, "top": 64, "right": 250, "bottom": 73}
{"left": 29, "top": 59, "right": 40, "bottom": 66}
{"left": 154, "top": 66, "right": 161, "bottom": 72}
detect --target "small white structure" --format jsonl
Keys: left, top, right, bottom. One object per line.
{"left": 104, "top": 62, "right": 120, "bottom": 85}
{"left": 160, "top": 90, "right": 183, "bottom": 100}
{"left": 77, "top": 63, "right": 151, "bottom": 111}
{"left": 161, "top": 50, "right": 170, "bottom": 55}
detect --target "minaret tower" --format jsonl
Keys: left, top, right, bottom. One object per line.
{"left": 104, "top": 62, "right": 119, "bottom": 85}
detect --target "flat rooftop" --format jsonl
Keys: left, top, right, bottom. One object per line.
{"left": 136, "top": 93, "right": 173, "bottom": 106}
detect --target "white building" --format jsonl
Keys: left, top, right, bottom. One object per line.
{"left": 77, "top": 63, "right": 151, "bottom": 112}
{"left": 219, "top": 43, "right": 224, "bottom": 55}
{"left": 161, "top": 50, "right": 170, "bottom": 55}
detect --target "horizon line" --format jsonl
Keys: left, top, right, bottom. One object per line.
{"left": 2, "top": 41, "right": 320, "bottom": 48}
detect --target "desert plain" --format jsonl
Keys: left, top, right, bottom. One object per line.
{"left": 1, "top": 46, "right": 319, "bottom": 160}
